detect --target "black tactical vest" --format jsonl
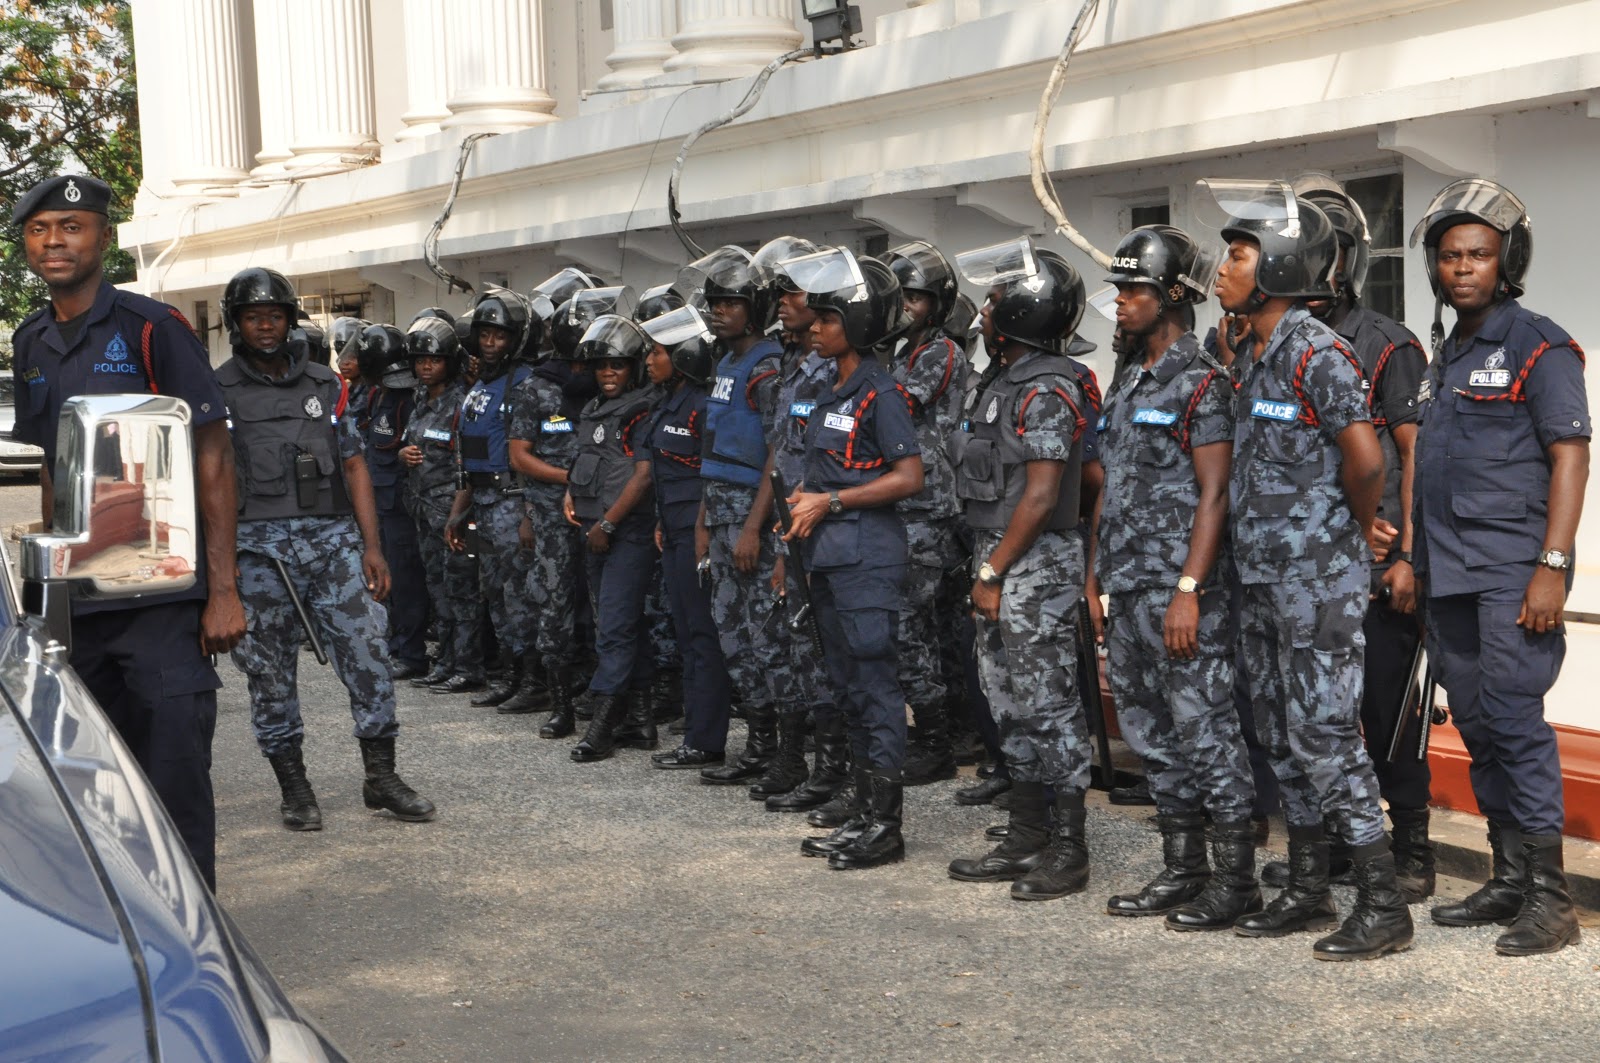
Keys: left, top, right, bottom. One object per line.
{"left": 218, "top": 355, "right": 353, "bottom": 522}
{"left": 568, "top": 390, "right": 654, "bottom": 521}
{"left": 956, "top": 353, "right": 1083, "bottom": 533}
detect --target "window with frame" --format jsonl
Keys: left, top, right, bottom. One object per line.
{"left": 1345, "top": 172, "right": 1405, "bottom": 323}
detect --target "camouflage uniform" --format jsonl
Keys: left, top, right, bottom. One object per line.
{"left": 1231, "top": 304, "right": 1384, "bottom": 847}
{"left": 1096, "top": 332, "right": 1253, "bottom": 822}
{"left": 958, "top": 350, "right": 1093, "bottom": 789}
{"left": 403, "top": 380, "right": 482, "bottom": 681}
{"left": 458, "top": 366, "right": 537, "bottom": 661}
{"left": 508, "top": 367, "right": 581, "bottom": 667}
{"left": 766, "top": 343, "right": 838, "bottom": 717}
{"left": 889, "top": 335, "right": 968, "bottom": 716}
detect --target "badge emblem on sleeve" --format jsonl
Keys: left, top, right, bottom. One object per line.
{"left": 304, "top": 395, "right": 324, "bottom": 418}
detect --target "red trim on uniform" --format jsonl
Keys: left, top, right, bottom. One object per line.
{"left": 334, "top": 378, "right": 350, "bottom": 420}
{"left": 1016, "top": 386, "right": 1086, "bottom": 444}
{"left": 747, "top": 368, "right": 778, "bottom": 410}
{"left": 662, "top": 409, "right": 702, "bottom": 468}
{"left": 1456, "top": 340, "right": 1587, "bottom": 405}
{"left": 620, "top": 409, "right": 651, "bottom": 458}
{"left": 140, "top": 321, "right": 158, "bottom": 394}
{"left": 906, "top": 337, "right": 960, "bottom": 406}
{"left": 168, "top": 307, "right": 195, "bottom": 333}
{"left": 1179, "top": 368, "right": 1222, "bottom": 454}
{"left": 1077, "top": 367, "right": 1103, "bottom": 416}
{"left": 1292, "top": 340, "right": 1364, "bottom": 428}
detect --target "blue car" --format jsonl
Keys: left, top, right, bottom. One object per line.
{"left": 0, "top": 394, "right": 347, "bottom": 1062}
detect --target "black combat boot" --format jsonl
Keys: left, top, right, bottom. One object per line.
{"left": 432, "top": 672, "right": 487, "bottom": 695}
{"left": 1389, "top": 807, "right": 1436, "bottom": 903}
{"left": 1432, "top": 821, "right": 1527, "bottom": 926}
{"left": 1312, "top": 843, "right": 1415, "bottom": 960}
{"left": 828, "top": 773, "right": 906, "bottom": 870}
{"left": 1107, "top": 811, "right": 1210, "bottom": 916}
{"left": 748, "top": 710, "right": 810, "bottom": 799}
{"left": 652, "top": 669, "right": 683, "bottom": 723}
{"left": 1494, "top": 836, "right": 1582, "bottom": 956}
{"left": 358, "top": 737, "right": 436, "bottom": 822}
{"left": 571, "top": 692, "right": 631, "bottom": 762}
{"left": 1261, "top": 814, "right": 1350, "bottom": 887}
{"left": 1011, "top": 793, "right": 1089, "bottom": 901}
{"left": 1165, "top": 821, "right": 1263, "bottom": 930}
{"left": 801, "top": 767, "right": 873, "bottom": 857}
{"left": 948, "top": 781, "right": 1050, "bottom": 881}
{"left": 903, "top": 705, "right": 957, "bottom": 786}
{"left": 955, "top": 755, "right": 1011, "bottom": 806}
{"left": 471, "top": 658, "right": 522, "bottom": 707}
{"left": 767, "top": 713, "right": 849, "bottom": 812}
{"left": 699, "top": 710, "right": 777, "bottom": 784}
{"left": 1231, "top": 822, "right": 1337, "bottom": 937}
{"left": 267, "top": 744, "right": 322, "bottom": 831}
{"left": 538, "top": 666, "right": 577, "bottom": 739}
{"left": 611, "top": 686, "right": 660, "bottom": 750}
{"left": 496, "top": 653, "right": 551, "bottom": 714}
{"left": 806, "top": 757, "right": 863, "bottom": 828}
{"left": 411, "top": 661, "right": 453, "bottom": 687}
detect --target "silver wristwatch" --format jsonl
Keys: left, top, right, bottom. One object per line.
{"left": 598, "top": 518, "right": 617, "bottom": 535}
{"left": 1538, "top": 548, "right": 1572, "bottom": 571}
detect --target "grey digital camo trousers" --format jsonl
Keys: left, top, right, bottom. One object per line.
{"left": 474, "top": 490, "right": 534, "bottom": 660}
{"left": 973, "top": 530, "right": 1092, "bottom": 790}
{"left": 1237, "top": 565, "right": 1386, "bottom": 846}
{"left": 708, "top": 522, "right": 785, "bottom": 716}
{"left": 1106, "top": 585, "right": 1254, "bottom": 823}
{"left": 232, "top": 518, "right": 398, "bottom": 758}
{"left": 898, "top": 518, "right": 959, "bottom": 716}
{"left": 415, "top": 494, "right": 484, "bottom": 680}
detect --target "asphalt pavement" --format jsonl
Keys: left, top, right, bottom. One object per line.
{"left": 0, "top": 481, "right": 1595, "bottom": 1062}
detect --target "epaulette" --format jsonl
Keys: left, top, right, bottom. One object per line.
{"left": 113, "top": 289, "right": 194, "bottom": 331}
{"left": 1366, "top": 310, "right": 1424, "bottom": 351}
{"left": 1521, "top": 308, "right": 1576, "bottom": 349}
{"left": 14, "top": 304, "right": 51, "bottom": 336}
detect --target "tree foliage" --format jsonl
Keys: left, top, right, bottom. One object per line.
{"left": 1, "top": 0, "right": 138, "bottom": 326}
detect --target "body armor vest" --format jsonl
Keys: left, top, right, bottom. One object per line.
{"left": 701, "top": 338, "right": 779, "bottom": 487}
{"left": 956, "top": 354, "right": 1083, "bottom": 533}
{"left": 569, "top": 390, "right": 654, "bottom": 521}
{"left": 218, "top": 356, "right": 353, "bottom": 522}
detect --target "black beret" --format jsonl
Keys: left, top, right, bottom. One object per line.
{"left": 11, "top": 174, "right": 112, "bottom": 225}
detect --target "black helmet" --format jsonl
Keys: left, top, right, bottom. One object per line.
{"left": 1198, "top": 179, "right": 1338, "bottom": 301}
{"left": 469, "top": 288, "right": 533, "bottom": 363}
{"left": 575, "top": 314, "right": 650, "bottom": 384}
{"left": 1103, "top": 225, "right": 1212, "bottom": 308}
{"left": 550, "top": 287, "right": 636, "bottom": 360}
{"left": 222, "top": 267, "right": 299, "bottom": 353}
{"left": 454, "top": 317, "right": 479, "bottom": 364}
{"left": 956, "top": 238, "right": 1085, "bottom": 356}
{"left": 330, "top": 317, "right": 368, "bottom": 363}
{"left": 641, "top": 305, "right": 717, "bottom": 385}
{"left": 406, "top": 316, "right": 462, "bottom": 379}
{"left": 1290, "top": 173, "right": 1371, "bottom": 301}
{"left": 883, "top": 240, "right": 959, "bottom": 326}
{"left": 751, "top": 235, "right": 819, "bottom": 294}
{"left": 411, "top": 306, "right": 457, "bottom": 328}
{"left": 530, "top": 267, "right": 602, "bottom": 322}
{"left": 357, "top": 324, "right": 413, "bottom": 388}
{"left": 298, "top": 316, "right": 330, "bottom": 365}
{"left": 940, "top": 292, "right": 979, "bottom": 346}
{"left": 679, "top": 246, "right": 775, "bottom": 332}
{"left": 633, "top": 282, "right": 686, "bottom": 324}
{"left": 1409, "top": 177, "right": 1532, "bottom": 300}
{"left": 784, "top": 247, "right": 905, "bottom": 351}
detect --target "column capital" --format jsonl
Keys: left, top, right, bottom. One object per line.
{"left": 664, "top": 1, "right": 804, "bottom": 80}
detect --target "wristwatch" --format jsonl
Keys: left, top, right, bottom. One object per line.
{"left": 978, "top": 562, "right": 1004, "bottom": 586}
{"left": 1176, "top": 575, "right": 1199, "bottom": 594}
{"left": 1391, "top": 550, "right": 1413, "bottom": 565}
{"left": 1538, "top": 548, "right": 1572, "bottom": 571}
{"left": 828, "top": 491, "right": 845, "bottom": 516}
{"left": 598, "top": 518, "right": 617, "bottom": 535}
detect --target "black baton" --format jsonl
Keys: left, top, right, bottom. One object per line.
{"left": 1385, "top": 631, "right": 1429, "bottom": 764}
{"left": 769, "top": 470, "right": 826, "bottom": 658}
{"left": 1077, "top": 597, "right": 1117, "bottom": 791}
{"left": 270, "top": 557, "right": 329, "bottom": 666}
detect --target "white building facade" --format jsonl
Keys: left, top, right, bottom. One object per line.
{"left": 122, "top": 0, "right": 1600, "bottom": 831}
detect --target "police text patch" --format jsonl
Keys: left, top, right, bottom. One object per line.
{"left": 710, "top": 376, "right": 734, "bottom": 402}
{"left": 1250, "top": 399, "right": 1298, "bottom": 423}
{"left": 789, "top": 402, "right": 815, "bottom": 418}
{"left": 1469, "top": 369, "right": 1511, "bottom": 388}
{"left": 541, "top": 418, "right": 574, "bottom": 434}
{"left": 423, "top": 428, "right": 452, "bottom": 442}
{"left": 823, "top": 413, "right": 855, "bottom": 433}
{"left": 1132, "top": 408, "right": 1178, "bottom": 426}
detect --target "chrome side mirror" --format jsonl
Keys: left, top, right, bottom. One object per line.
{"left": 20, "top": 395, "right": 198, "bottom": 649}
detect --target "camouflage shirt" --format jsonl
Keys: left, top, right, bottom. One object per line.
{"left": 889, "top": 334, "right": 967, "bottom": 521}
{"left": 509, "top": 366, "right": 580, "bottom": 515}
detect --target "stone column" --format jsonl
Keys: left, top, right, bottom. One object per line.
{"left": 165, "top": 0, "right": 252, "bottom": 193}
{"left": 287, "top": 0, "right": 380, "bottom": 172}
{"left": 396, "top": 0, "right": 452, "bottom": 140}
{"left": 664, "top": 0, "right": 803, "bottom": 79}
{"left": 441, "top": 0, "right": 558, "bottom": 133}
{"left": 597, "top": 0, "right": 678, "bottom": 90}
{"left": 251, "top": 0, "right": 294, "bottom": 174}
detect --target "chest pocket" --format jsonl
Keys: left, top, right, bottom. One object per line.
{"left": 955, "top": 437, "right": 1001, "bottom": 502}
{"left": 652, "top": 419, "right": 700, "bottom": 460}
{"left": 567, "top": 451, "right": 602, "bottom": 497}
{"left": 1132, "top": 422, "right": 1181, "bottom": 468}
{"left": 232, "top": 392, "right": 335, "bottom": 497}
{"left": 811, "top": 411, "right": 856, "bottom": 456}
{"left": 1255, "top": 417, "right": 1315, "bottom": 468}
{"left": 1447, "top": 393, "right": 1516, "bottom": 460}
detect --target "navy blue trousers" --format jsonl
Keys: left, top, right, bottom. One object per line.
{"left": 375, "top": 482, "right": 429, "bottom": 667}
{"left": 811, "top": 565, "right": 907, "bottom": 774}
{"left": 660, "top": 506, "right": 733, "bottom": 752}
{"left": 584, "top": 515, "right": 657, "bottom": 696}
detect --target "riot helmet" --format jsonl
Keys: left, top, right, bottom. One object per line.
{"left": 575, "top": 314, "right": 650, "bottom": 384}
{"left": 956, "top": 237, "right": 1085, "bottom": 356}
{"left": 298, "top": 315, "right": 330, "bottom": 366}
{"left": 1290, "top": 172, "right": 1371, "bottom": 301}
{"left": 406, "top": 316, "right": 462, "bottom": 379}
{"left": 633, "top": 282, "right": 686, "bottom": 324}
{"left": 751, "top": 236, "right": 820, "bottom": 295}
{"left": 1196, "top": 179, "right": 1339, "bottom": 302}
{"left": 222, "top": 267, "right": 299, "bottom": 355}
{"left": 782, "top": 247, "right": 905, "bottom": 351}
{"left": 1102, "top": 225, "right": 1214, "bottom": 309}
{"left": 549, "top": 287, "right": 636, "bottom": 361}
{"left": 940, "top": 292, "right": 980, "bottom": 347}
{"left": 1409, "top": 177, "right": 1532, "bottom": 300}
{"left": 469, "top": 287, "right": 533, "bottom": 372}
{"left": 330, "top": 316, "right": 368, "bottom": 361}
{"left": 884, "top": 240, "right": 959, "bottom": 327}
{"left": 679, "top": 245, "right": 775, "bottom": 333}
{"left": 641, "top": 305, "right": 717, "bottom": 385}
{"left": 529, "top": 267, "right": 602, "bottom": 323}
{"left": 357, "top": 323, "right": 413, "bottom": 388}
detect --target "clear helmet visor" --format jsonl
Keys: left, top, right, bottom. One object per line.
{"left": 955, "top": 237, "right": 1041, "bottom": 286}
{"left": 1290, "top": 172, "right": 1371, "bottom": 240}
{"left": 640, "top": 305, "right": 713, "bottom": 348}
{"left": 886, "top": 240, "right": 953, "bottom": 285}
{"left": 531, "top": 268, "right": 596, "bottom": 318}
{"left": 750, "top": 235, "right": 820, "bottom": 288}
{"left": 781, "top": 247, "right": 868, "bottom": 299}
{"left": 1195, "top": 179, "right": 1301, "bottom": 239}
{"left": 1087, "top": 285, "right": 1121, "bottom": 322}
{"left": 1179, "top": 242, "right": 1223, "bottom": 300}
{"left": 1409, "top": 178, "right": 1529, "bottom": 246}
{"left": 677, "top": 246, "right": 757, "bottom": 297}
{"left": 564, "top": 286, "right": 637, "bottom": 327}
{"left": 575, "top": 314, "right": 649, "bottom": 362}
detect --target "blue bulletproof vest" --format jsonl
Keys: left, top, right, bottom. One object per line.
{"left": 458, "top": 365, "right": 531, "bottom": 474}
{"left": 701, "top": 338, "right": 779, "bottom": 487}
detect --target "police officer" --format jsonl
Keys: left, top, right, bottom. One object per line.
{"left": 400, "top": 317, "right": 485, "bottom": 693}
{"left": 780, "top": 247, "right": 924, "bottom": 871}
{"left": 446, "top": 289, "right": 541, "bottom": 711}
{"left": 1255, "top": 174, "right": 1437, "bottom": 901}
{"left": 640, "top": 306, "right": 736, "bottom": 769}
{"left": 220, "top": 267, "right": 435, "bottom": 829}
{"left": 9, "top": 173, "right": 245, "bottom": 888}
{"left": 684, "top": 247, "right": 789, "bottom": 786}
{"left": 882, "top": 241, "right": 969, "bottom": 786}
{"left": 1085, "top": 225, "right": 1261, "bottom": 927}
{"left": 1202, "top": 178, "right": 1409, "bottom": 959}
{"left": 563, "top": 314, "right": 660, "bottom": 760}
{"left": 944, "top": 239, "right": 1095, "bottom": 902}
{"left": 332, "top": 316, "right": 368, "bottom": 385}
{"left": 1412, "top": 180, "right": 1587, "bottom": 956}
{"left": 355, "top": 323, "right": 431, "bottom": 677}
